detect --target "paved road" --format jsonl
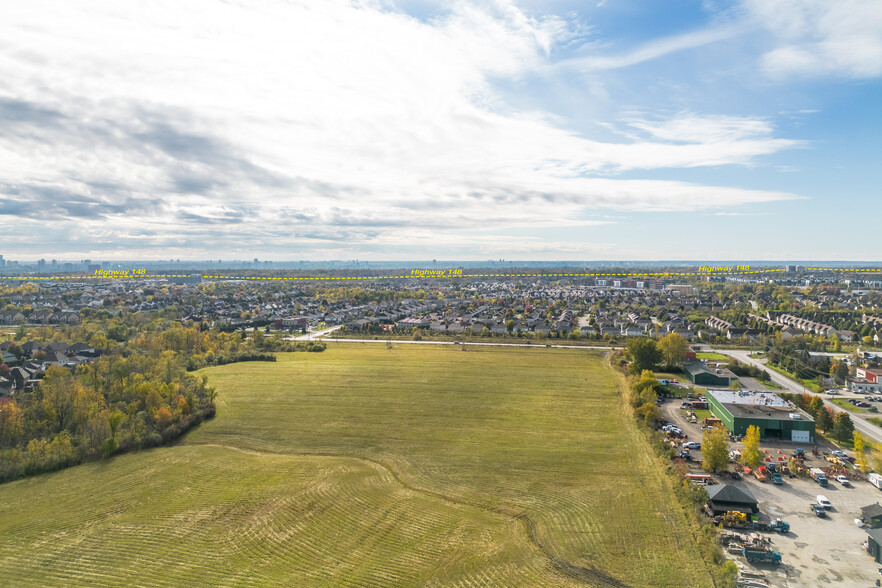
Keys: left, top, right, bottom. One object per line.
{"left": 314, "top": 338, "right": 622, "bottom": 350}
{"left": 717, "top": 348, "right": 882, "bottom": 444}
{"left": 287, "top": 325, "right": 345, "bottom": 341}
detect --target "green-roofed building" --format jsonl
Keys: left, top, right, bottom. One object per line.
{"left": 707, "top": 389, "right": 815, "bottom": 443}
{"left": 684, "top": 362, "right": 737, "bottom": 387}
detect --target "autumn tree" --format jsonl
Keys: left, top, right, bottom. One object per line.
{"left": 832, "top": 362, "right": 849, "bottom": 384}
{"left": 632, "top": 370, "right": 661, "bottom": 407}
{"left": 658, "top": 333, "right": 689, "bottom": 368}
{"left": 809, "top": 396, "right": 824, "bottom": 417}
{"left": 635, "top": 403, "right": 662, "bottom": 427}
{"left": 702, "top": 425, "right": 730, "bottom": 473}
{"left": 40, "top": 366, "right": 78, "bottom": 433}
{"left": 855, "top": 432, "right": 871, "bottom": 473}
{"left": 0, "top": 398, "right": 23, "bottom": 445}
{"left": 741, "top": 425, "right": 763, "bottom": 469}
{"left": 155, "top": 406, "right": 173, "bottom": 428}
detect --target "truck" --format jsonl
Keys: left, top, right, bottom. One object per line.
{"left": 771, "top": 471, "right": 784, "bottom": 485}
{"left": 752, "top": 518, "right": 790, "bottom": 533}
{"left": 793, "top": 448, "right": 805, "bottom": 460}
{"left": 869, "top": 472, "right": 882, "bottom": 490}
{"left": 810, "top": 467, "right": 828, "bottom": 487}
{"left": 742, "top": 546, "right": 782, "bottom": 565}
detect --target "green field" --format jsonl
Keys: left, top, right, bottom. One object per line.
{"left": 830, "top": 398, "right": 869, "bottom": 413}
{"left": 0, "top": 345, "right": 713, "bottom": 586}
{"left": 694, "top": 352, "right": 730, "bottom": 362}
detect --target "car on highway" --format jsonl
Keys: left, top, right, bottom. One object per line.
{"left": 825, "top": 389, "right": 839, "bottom": 395}
{"left": 832, "top": 450, "right": 848, "bottom": 458}
{"left": 836, "top": 475, "right": 851, "bottom": 486}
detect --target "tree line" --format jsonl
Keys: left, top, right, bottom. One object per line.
{"left": 0, "top": 319, "right": 323, "bottom": 483}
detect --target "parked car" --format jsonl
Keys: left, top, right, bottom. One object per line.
{"left": 683, "top": 442, "right": 701, "bottom": 450}
{"left": 817, "top": 495, "right": 832, "bottom": 509}
{"left": 836, "top": 475, "right": 851, "bottom": 486}
{"left": 810, "top": 503, "right": 827, "bottom": 517}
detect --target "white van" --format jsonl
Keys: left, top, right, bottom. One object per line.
{"left": 817, "top": 495, "right": 832, "bottom": 509}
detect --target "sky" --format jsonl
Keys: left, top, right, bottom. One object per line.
{"left": 1, "top": 0, "right": 881, "bottom": 262}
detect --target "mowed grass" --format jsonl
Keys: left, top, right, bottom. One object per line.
{"left": 0, "top": 344, "right": 714, "bottom": 587}
{"left": 0, "top": 445, "right": 552, "bottom": 586}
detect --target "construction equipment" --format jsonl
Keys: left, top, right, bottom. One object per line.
{"left": 826, "top": 455, "right": 844, "bottom": 466}
{"left": 715, "top": 511, "right": 749, "bottom": 527}
{"left": 755, "top": 466, "right": 768, "bottom": 482}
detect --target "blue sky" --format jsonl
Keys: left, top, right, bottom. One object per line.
{"left": 1, "top": 0, "right": 880, "bottom": 261}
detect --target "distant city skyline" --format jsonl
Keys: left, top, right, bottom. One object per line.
{"left": 2, "top": 1, "right": 881, "bottom": 260}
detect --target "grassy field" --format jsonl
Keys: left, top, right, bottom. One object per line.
{"left": 0, "top": 344, "right": 713, "bottom": 587}
{"left": 830, "top": 398, "right": 868, "bottom": 413}
{"left": 765, "top": 363, "right": 823, "bottom": 392}
{"left": 867, "top": 417, "right": 882, "bottom": 428}
{"left": 694, "top": 352, "right": 730, "bottom": 362}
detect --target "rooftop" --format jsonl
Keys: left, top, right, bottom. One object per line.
{"left": 684, "top": 362, "right": 737, "bottom": 379}
{"left": 708, "top": 389, "right": 815, "bottom": 422}
{"left": 708, "top": 389, "right": 790, "bottom": 407}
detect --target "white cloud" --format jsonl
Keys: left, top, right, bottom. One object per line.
{"left": 0, "top": 0, "right": 802, "bottom": 258}
{"left": 561, "top": 22, "right": 748, "bottom": 71}
{"left": 743, "top": 0, "right": 882, "bottom": 78}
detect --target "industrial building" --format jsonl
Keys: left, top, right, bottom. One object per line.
{"left": 705, "top": 484, "right": 759, "bottom": 516}
{"left": 706, "top": 389, "right": 815, "bottom": 443}
{"left": 684, "top": 362, "right": 738, "bottom": 387}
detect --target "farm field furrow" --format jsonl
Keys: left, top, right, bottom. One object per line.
{"left": 1, "top": 344, "right": 713, "bottom": 586}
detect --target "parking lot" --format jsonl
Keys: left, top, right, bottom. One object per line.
{"left": 737, "top": 471, "right": 882, "bottom": 586}
{"left": 661, "top": 399, "right": 882, "bottom": 586}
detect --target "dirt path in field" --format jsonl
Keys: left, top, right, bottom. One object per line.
{"left": 186, "top": 442, "right": 629, "bottom": 587}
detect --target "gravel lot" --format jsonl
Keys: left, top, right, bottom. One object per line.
{"left": 661, "top": 399, "right": 882, "bottom": 586}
